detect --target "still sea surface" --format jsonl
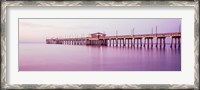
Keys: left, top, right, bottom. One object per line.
{"left": 19, "top": 43, "right": 181, "bottom": 71}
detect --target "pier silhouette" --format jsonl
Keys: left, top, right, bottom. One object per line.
{"left": 46, "top": 32, "right": 181, "bottom": 48}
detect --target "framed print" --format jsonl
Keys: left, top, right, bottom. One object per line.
{"left": 1, "top": 0, "right": 199, "bottom": 89}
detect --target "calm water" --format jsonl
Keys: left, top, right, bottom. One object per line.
{"left": 19, "top": 43, "right": 181, "bottom": 71}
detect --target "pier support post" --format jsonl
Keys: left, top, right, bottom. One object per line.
{"left": 82, "top": 40, "right": 84, "bottom": 45}
{"left": 170, "top": 37, "right": 173, "bottom": 48}
{"left": 150, "top": 39, "right": 153, "bottom": 47}
{"left": 160, "top": 38, "right": 162, "bottom": 48}
{"left": 174, "top": 38, "right": 177, "bottom": 48}
{"left": 147, "top": 39, "right": 149, "bottom": 48}
{"left": 74, "top": 40, "right": 75, "bottom": 45}
{"left": 140, "top": 39, "right": 142, "bottom": 47}
{"left": 103, "top": 40, "right": 105, "bottom": 46}
{"left": 112, "top": 39, "right": 115, "bottom": 46}
{"left": 119, "top": 39, "right": 121, "bottom": 47}
{"left": 123, "top": 38, "right": 126, "bottom": 47}
{"left": 163, "top": 38, "right": 166, "bottom": 48}
{"left": 80, "top": 40, "right": 82, "bottom": 45}
{"left": 131, "top": 38, "right": 133, "bottom": 47}
{"left": 127, "top": 39, "right": 130, "bottom": 47}
{"left": 116, "top": 39, "right": 118, "bottom": 47}
{"left": 156, "top": 38, "right": 158, "bottom": 48}
{"left": 75, "top": 40, "right": 77, "bottom": 45}
{"left": 109, "top": 39, "right": 111, "bottom": 46}
{"left": 133, "top": 38, "right": 135, "bottom": 47}
{"left": 178, "top": 38, "right": 181, "bottom": 48}
{"left": 144, "top": 39, "right": 146, "bottom": 47}
{"left": 105, "top": 39, "right": 108, "bottom": 46}
{"left": 77, "top": 40, "right": 79, "bottom": 45}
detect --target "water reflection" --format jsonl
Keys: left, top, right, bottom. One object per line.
{"left": 19, "top": 43, "right": 181, "bottom": 71}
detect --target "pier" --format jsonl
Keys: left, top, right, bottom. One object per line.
{"left": 46, "top": 32, "right": 181, "bottom": 48}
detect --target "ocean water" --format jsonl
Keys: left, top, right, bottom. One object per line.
{"left": 19, "top": 43, "right": 181, "bottom": 71}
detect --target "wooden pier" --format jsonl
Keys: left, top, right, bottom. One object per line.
{"left": 46, "top": 32, "right": 181, "bottom": 48}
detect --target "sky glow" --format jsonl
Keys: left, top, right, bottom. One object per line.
{"left": 19, "top": 19, "right": 181, "bottom": 43}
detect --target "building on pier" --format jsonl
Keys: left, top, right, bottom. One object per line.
{"left": 86, "top": 32, "right": 107, "bottom": 46}
{"left": 89, "top": 32, "right": 106, "bottom": 38}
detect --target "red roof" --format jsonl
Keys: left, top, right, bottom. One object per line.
{"left": 90, "top": 32, "right": 106, "bottom": 35}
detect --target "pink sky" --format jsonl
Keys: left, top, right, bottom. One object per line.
{"left": 19, "top": 19, "right": 181, "bottom": 43}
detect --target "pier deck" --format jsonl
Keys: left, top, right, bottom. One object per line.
{"left": 46, "top": 32, "right": 181, "bottom": 48}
